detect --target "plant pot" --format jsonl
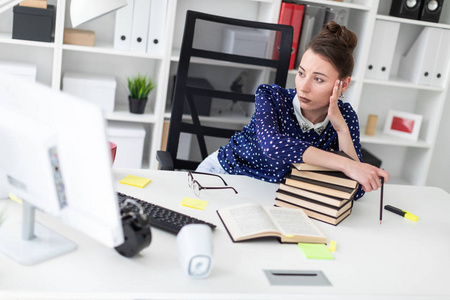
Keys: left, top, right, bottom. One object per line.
{"left": 128, "top": 96, "right": 147, "bottom": 114}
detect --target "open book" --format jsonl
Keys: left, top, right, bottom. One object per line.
{"left": 217, "top": 203, "right": 327, "bottom": 244}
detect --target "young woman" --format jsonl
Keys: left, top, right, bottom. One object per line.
{"left": 196, "top": 21, "right": 389, "bottom": 199}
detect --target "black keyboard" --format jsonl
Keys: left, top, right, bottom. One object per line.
{"left": 116, "top": 192, "right": 216, "bottom": 234}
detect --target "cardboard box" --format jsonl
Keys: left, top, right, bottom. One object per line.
{"left": 107, "top": 121, "right": 146, "bottom": 169}
{"left": 0, "top": 60, "right": 37, "bottom": 82}
{"left": 222, "top": 28, "right": 269, "bottom": 58}
{"left": 12, "top": 4, "right": 55, "bottom": 42}
{"left": 63, "top": 72, "right": 117, "bottom": 113}
{"left": 19, "top": 0, "right": 47, "bottom": 9}
{"left": 64, "top": 28, "right": 95, "bottom": 47}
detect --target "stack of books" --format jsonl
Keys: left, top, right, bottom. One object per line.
{"left": 275, "top": 158, "right": 359, "bottom": 226}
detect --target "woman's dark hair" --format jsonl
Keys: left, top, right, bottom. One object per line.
{"left": 307, "top": 21, "right": 358, "bottom": 79}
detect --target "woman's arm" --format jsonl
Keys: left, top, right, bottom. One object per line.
{"left": 302, "top": 147, "right": 388, "bottom": 192}
{"left": 303, "top": 80, "right": 389, "bottom": 192}
{"left": 254, "top": 85, "right": 312, "bottom": 162}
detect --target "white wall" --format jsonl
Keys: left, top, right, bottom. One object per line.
{"left": 427, "top": 91, "right": 450, "bottom": 193}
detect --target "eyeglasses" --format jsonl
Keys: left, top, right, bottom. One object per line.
{"left": 187, "top": 171, "right": 238, "bottom": 197}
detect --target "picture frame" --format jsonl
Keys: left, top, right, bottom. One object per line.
{"left": 383, "top": 110, "right": 423, "bottom": 141}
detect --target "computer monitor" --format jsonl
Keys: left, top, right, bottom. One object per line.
{"left": 0, "top": 73, "right": 124, "bottom": 265}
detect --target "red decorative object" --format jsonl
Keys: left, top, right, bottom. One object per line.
{"left": 391, "top": 116, "right": 415, "bottom": 133}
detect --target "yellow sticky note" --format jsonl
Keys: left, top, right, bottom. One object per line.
{"left": 8, "top": 193, "right": 22, "bottom": 204}
{"left": 180, "top": 197, "right": 208, "bottom": 211}
{"left": 328, "top": 240, "right": 337, "bottom": 252}
{"left": 120, "top": 175, "right": 151, "bottom": 188}
{"left": 298, "top": 243, "right": 334, "bottom": 260}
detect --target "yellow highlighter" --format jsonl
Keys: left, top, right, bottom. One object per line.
{"left": 384, "top": 205, "right": 419, "bottom": 222}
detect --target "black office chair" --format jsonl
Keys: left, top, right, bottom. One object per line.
{"left": 157, "top": 10, "right": 293, "bottom": 171}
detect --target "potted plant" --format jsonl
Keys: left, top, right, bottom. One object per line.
{"left": 127, "top": 74, "right": 156, "bottom": 114}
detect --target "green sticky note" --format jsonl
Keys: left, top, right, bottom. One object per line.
{"left": 298, "top": 243, "right": 334, "bottom": 260}
{"left": 180, "top": 197, "right": 209, "bottom": 211}
{"left": 120, "top": 175, "right": 151, "bottom": 188}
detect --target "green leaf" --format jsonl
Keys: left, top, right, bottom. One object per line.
{"left": 127, "top": 73, "right": 156, "bottom": 100}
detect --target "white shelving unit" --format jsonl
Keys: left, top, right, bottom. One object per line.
{"left": 0, "top": 0, "right": 448, "bottom": 186}
{"left": 357, "top": 0, "right": 450, "bottom": 185}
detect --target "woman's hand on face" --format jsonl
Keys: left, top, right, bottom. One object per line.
{"left": 328, "top": 80, "right": 347, "bottom": 132}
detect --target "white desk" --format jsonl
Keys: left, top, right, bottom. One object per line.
{"left": 1, "top": 169, "right": 450, "bottom": 299}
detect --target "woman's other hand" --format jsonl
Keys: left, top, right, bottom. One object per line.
{"left": 344, "top": 160, "right": 390, "bottom": 192}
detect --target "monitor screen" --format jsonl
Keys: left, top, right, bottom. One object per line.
{"left": 0, "top": 73, "right": 124, "bottom": 265}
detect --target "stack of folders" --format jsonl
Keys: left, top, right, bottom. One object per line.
{"left": 113, "top": 0, "right": 168, "bottom": 55}
{"left": 274, "top": 2, "right": 349, "bottom": 70}
{"left": 366, "top": 20, "right": 450, "bottom": 88}
{"left": 275, "top": 159, "right": 358, "bottom": 226}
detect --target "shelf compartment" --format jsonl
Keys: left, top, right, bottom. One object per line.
{"left": 61, "top": 51, "right": 161, "bottom": 119}
{"left": 361, "top": 144, "right": 429, "bottom": 185}
{"left": 0, "top": 42, "right": 54, "bottom": 86}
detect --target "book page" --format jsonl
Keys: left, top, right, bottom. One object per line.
{"left": 264, "top": 207, "right": 324, "bottom": 237}
{"left": 222, "top": 203, "right": 278, "bottom": 237}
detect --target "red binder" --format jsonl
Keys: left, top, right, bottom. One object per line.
{"left": 273, "top": 2, "right": 294, "bottom": 60}
{"left": 290, "top": 4, "right": 305, "bottom": 69}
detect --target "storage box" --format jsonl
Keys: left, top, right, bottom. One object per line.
{"left": 63, "top": 72, "right": 117, "bottom": 113}
{"left": 107, "top": 121, "right": 146, "bottom": 169}
{"left": 12, "top": 4, "right": 55, "bottom": 42}
{"left": 222, "top": 28, "right": 269, "bottom": 58}
{"left": 64, "top": 28, "right": 95, "bottom": 47}
{"left": 0, "top": 60, "right": 37, "bottom": 81}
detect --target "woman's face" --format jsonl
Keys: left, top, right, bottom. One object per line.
{"left": 295, "top": 49, "right": 341, "bottom": 118}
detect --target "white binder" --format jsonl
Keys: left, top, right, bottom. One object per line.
{"left": 399, "top": 27, "right": 441, "bottom": 85}
{"left": 113, "top": 0, "right": 135, "bottom": 51}
{"left": 431, "top": 29, "right": 450, "bottom": 87}
{"left": 130, "top": 0, "right": 151, "bottom": 53}
{"left": 147, "top": 0, "right": 168, "bottom": 56}
{"left": 366, "top": 20, "right": 400, "bottom": 81}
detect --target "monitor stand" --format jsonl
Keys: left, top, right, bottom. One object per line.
{"left": 0, "top": 200, "right": 76, "bottom": 265}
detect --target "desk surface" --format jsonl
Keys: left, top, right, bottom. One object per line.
{"left": 1, "top": 169, "right": 450, "bottom": 299}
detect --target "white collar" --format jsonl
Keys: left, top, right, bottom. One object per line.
{"left": 293, "top": 94, "right": 329, "bottom": 135}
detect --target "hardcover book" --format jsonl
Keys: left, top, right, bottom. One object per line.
{"left": 275, "top": 200, "right": 352, "bottom": 226}
{"left": 217, "top": 203, "right": 327, "bottom": 244}
{"left": 276, "top": 190, "right": 353, "bottom": 218}
{"left": 285, "top": 175, "right": 358, "bottom": 200}
{"left": 278, "top": 183, "right": 349, "bottom": 207}
{"left": 290, "top": 168, "right": 358, "bottom": 189}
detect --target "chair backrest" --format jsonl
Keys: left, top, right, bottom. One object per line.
{"left": 165, "top": 10, "right": 293, "bottom": 171}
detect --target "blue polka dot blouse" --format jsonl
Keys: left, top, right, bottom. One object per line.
{"left": 217, "top": 84, "right": 365, "bottom": 199}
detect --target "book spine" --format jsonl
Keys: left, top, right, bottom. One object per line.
{"left": 272, "top": 2, "right": 294, "bottom": 60}
{"left": 289, "top": 4, "right": 305, "bottom": 69}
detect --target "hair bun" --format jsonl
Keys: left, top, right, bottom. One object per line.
{"left": 306, "top": 21, "right": 358, "bottom": 78}
{"left": 322, "top": 21, "right": 358, "bottom": 52}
